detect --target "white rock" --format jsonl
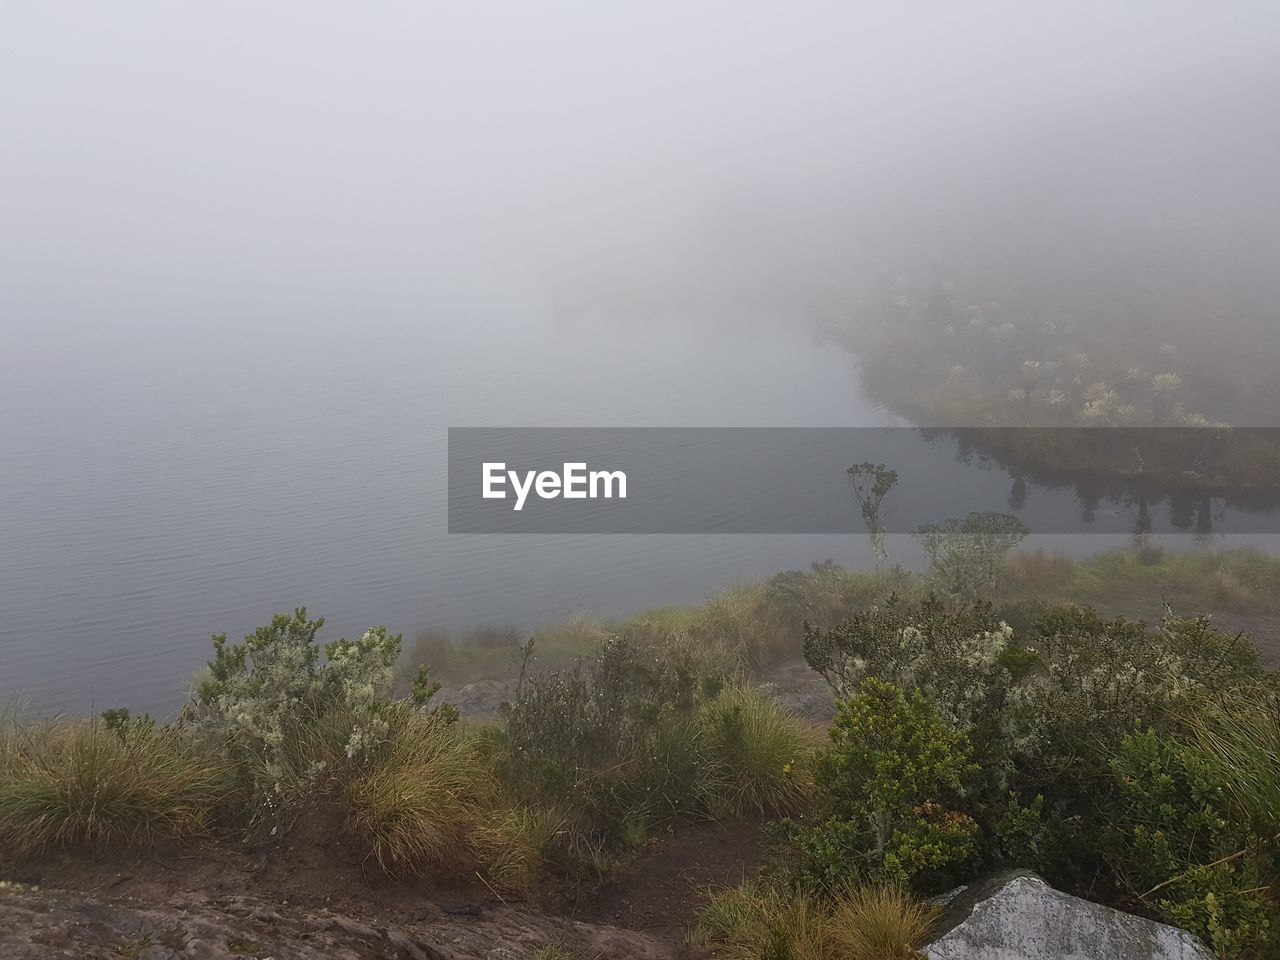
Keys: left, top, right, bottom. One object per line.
{"left": 924, "top": 871, "right": 1213, "bottom": 960}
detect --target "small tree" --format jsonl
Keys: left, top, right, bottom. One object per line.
{"left": 847, "top": 462, "right": 899, "bottom": 564}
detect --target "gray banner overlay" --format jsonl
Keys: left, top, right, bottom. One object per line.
{"left": 448, "top": 427, "right": 1280, "bottom": 534}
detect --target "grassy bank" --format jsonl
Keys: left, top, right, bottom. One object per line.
{"left": 401, "top": 546, "right": 1280, "bottom": 689}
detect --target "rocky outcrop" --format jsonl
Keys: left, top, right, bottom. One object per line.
{"left": 923, "top": 870, "right": 1213, "bottom": 960}
{"left": 0, "top": 885, "right": 675, "bottom": 960}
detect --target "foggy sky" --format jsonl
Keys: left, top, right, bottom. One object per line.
{"left": 4, "top": 2, "right": 1279, "bottom": 341}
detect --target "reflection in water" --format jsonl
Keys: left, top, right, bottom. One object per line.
{"left": 933, "top": 427, "right": 1280, "bottom": 540}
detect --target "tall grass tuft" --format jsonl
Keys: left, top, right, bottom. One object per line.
{"left": 698, "top": 682, "right": 814, "bottom": 816}
{"left": 347, "top": 713, "right": 493, "bottom": 874}
{"left": 1186, "top": 692, "right": 1280, "bottom": 836}
{"left": 694, "top": 881, "right": 937, "bottom": 960}
{"left": 690, "top": 583, "right": 781, "bottom": 670}
{"left": 828, "top": 884, "right": 939, "bottom": 960}
{"left": 0, "top": 718, "right": 230, "bottom": 858}
{"left": 346, "top": 713, "right": 538, "bottom": 890}
{"left": 692, "top": 880, "right": 834, "bottom": 960}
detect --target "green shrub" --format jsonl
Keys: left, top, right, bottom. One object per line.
{"left": 788, "top": 678, "right": 978, "bottom": 888}
{"left": 1010, "top": 608, "right": 1262, "bottom": 769}
{"left": 793, "top": 594, "right": 1275, "bottom": 912}
{"left": 802, "top": 596, "right": 1013, "bottom": 734}
{"left": 1105, "top": 730, "right": 1278, "bottom": 958}
{"left": 0, "top": 719, "right": 230, "bottom": 858}
{"left": 762, "top": 562, "right": 916, "bottom": 657}
{"left": 914, "top": 512, "right": 1029, "bottom": 599}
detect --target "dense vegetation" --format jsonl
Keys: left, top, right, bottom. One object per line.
{"left": 4, "top": 544, "right": 1280, "bottom": 957}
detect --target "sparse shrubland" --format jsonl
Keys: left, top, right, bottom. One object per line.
{"left": 395, "top": 547, "right": 1280, "bottom": 694}
{"left": 494, "top": 635, "right": 813, "bottom": 877}
{"left": 5, "top": 544, "right": 1280, "bottom": 958}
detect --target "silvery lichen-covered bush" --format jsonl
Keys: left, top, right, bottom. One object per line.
{"left": 1009, "top": 607, "right": 1262, "bottom": 765}
{"left": 802, "top": 596, "right": 1014, "bottom": 732}
{"left": 186, "top": 608, "right": 446, "bottom": 824}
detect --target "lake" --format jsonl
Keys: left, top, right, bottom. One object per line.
{"left": 1, "top": 314, "right": 1273, "bottom": 715}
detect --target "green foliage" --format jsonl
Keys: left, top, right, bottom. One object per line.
{"left": 689, "top": 582, "right": 781, "bottom": 671}
{"left": 828, "top": 883, "right": 940, "bottom": 960}
{"left": 1105, "top": 730, "right": 1278, "bottom": 958}
{"left": 1011, "top": 608, "right": 1261, "bottom": 768}
{"left": 802, "top": 596, "right": 1013, "bottom": 732}
{"left": 763, "top": 562, "right": 915, "bottom": 650}
{"left": 498, "top": 635, "right": 817, "bottom": 874}
{"left": 987, "top": 792, "right": 1049, "bottom": 868}
{"left": 101, "top": 707, "right": 155, "bottom": 738}
{"left": 345, "top": 712, "right": 537, "bottom": 892}
{"left": 785, "top": 591, "right": 1280, "bottom": 955}
{"left": 790, "top": 679, "right": 978, "bottom": 888}
{"left": 692, "top": 880, "right": 833, "bottom": 960}
{"left": 1188, "top": 692, "right": 1280, "bottom": 837}
{"left": 1003, "top": 547, "right": 1280, "bottom": 617}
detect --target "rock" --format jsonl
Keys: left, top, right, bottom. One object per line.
{"left": 761, "top": 659, "right": 835, "bottom": 721}
{"left": 0, "top": 885, "right": 676, "bottom": 960}
{"left": 923, "top": 870, "right": 1213, "bottom": 960}
{"left": 438, "top": 678, "right": 517, "bottom": 719}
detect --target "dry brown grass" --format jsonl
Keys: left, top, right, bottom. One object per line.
{"left": 345, "top": 714, "right": 540, "bottom": 891}
{"left": 829, "top": 884, "right": 940, "bottom": 959}
{"left": 693, "top": 881, "right": 937, "bottom": 960}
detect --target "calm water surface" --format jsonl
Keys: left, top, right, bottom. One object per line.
{"left": 0, "top": 318, "right": 893, "bottom": 714}
{"left": 0, "top": 316, "right": 1268, "bottom": 714}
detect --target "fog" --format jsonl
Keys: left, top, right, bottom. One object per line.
{"left": 4, "top": 2, "right": 1279, "bottom": 347}
{"left": 5, "top": 3, "right": 1280, "bottom": 712}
